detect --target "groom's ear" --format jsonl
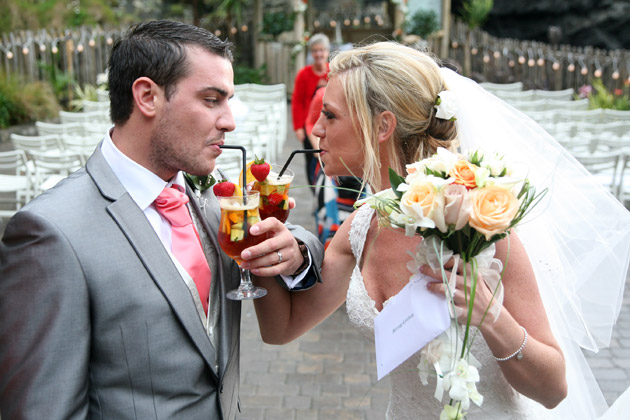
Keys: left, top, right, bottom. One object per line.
{"left": 377, "top": 111, "right": 397, "bottom": 144}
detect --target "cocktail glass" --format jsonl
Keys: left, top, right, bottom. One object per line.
{"left": 253, "top": 167, "right": 295, "bottom": 223}
{"left": 218, "top": 191, "right": 268, "bottom": 300}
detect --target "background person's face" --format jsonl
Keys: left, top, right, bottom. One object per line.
{"left": 310, "top": 44, "right": 329, "bottom": 67}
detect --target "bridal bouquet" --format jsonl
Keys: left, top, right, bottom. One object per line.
{"left": 359, "top": 147, "right": 545, "bottom": 419}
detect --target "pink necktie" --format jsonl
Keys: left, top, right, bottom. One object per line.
{"left": 154, "top": 186, "right": 211, "bottom": 315}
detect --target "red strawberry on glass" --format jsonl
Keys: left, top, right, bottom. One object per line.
{"left": 252, "top": 162, "right": 295, "bottom": 223}
{"left": 213, "top": 180, "right": 236, "bottom": 197}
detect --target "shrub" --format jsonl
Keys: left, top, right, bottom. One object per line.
{"left": 0, "top": 72, "right": 60, "bottom": 128}
{"left": 261, "top": 11, "right": 295, "bottom": 40}
{"left": 405, "top": 9, "right": 439, "bottom": 39}
{"left": 0, "top": 73, "right": 28, "bottom": 129}
{"left": 21, "top": 81, "right": 61, "bottom": 121}
{"left": 578, "top": 78, "right": 630, "bottom": 110}
{"left": 234, "top": 64, "right": 269, "bottom": 85}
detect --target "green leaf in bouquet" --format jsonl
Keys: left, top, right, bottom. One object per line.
{"left": 389, "top": 168, "right": 406, "bottom": 199}
{"left": 469, "top": 150, "right": 483, "bottom": 166}
{"left": 425, "top": 167, "right": 448, "bottom": 178}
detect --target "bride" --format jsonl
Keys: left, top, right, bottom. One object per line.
{"left": 248, "top": 41, "right": 630, "bottom": 419}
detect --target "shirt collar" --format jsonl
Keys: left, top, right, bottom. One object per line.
{"left": 100, "top": 130, "right": 187, "bottom": 210}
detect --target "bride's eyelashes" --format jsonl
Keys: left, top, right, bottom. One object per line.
{"left": 321, "top": 109, "right": 335, "bottom": 120}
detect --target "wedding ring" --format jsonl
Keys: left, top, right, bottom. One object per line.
{"left": 276, "top": 250, "right": 283, "bottom": 264}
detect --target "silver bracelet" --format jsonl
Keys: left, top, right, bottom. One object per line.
{"left": 494, "top": 326, "right": 528, "bottom": 362}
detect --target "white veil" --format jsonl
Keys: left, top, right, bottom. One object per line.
{"left": 440, "top": 67, "right": 630, "bottom": 418}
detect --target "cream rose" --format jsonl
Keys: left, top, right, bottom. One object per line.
{"left": 400, "top": 181, "right": 446, "bottom": 232}
{"left": 469, "top": 186, "right": 519, "bottom": 240}
{"left": 443, "top": 184, "right": 471, "bottom": 230}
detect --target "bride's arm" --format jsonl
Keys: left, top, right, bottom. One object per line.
{"left": 426, "top": 233, "right": 567, "bottom": 409}
{"left": 249, "top": 212, "right": 358, "bottom": 345}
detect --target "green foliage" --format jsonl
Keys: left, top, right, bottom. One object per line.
{"left": 261, "top": 11, "right": 295, "bottom": 40}
{"left": 0, "top": 0, "right": 118, "bottom": 33}
{"left": 585, "top": 79, "right": 630, "bottom": 110}
{"left": 461, "top": 0, "right": 493, "bottom": 30}
{"left": 0, "top": 72, "right": 59, "bottom": 128}
{"left": 70, "top": 83, "right": 99, "bottom": 111}
{"left": 21, "top": 81, "right": 61, "bottom": 121}
{"left": 0, "top": 73, "right": 28, "bottom": 128}
{"left": 38, "top": 61, "right": 75, "bottom": 110}
{"left": 404, "top": 9, "right": 439, "bottom": 39}
{"left": 234, "top": 64, "right": 269, "bottom": 85}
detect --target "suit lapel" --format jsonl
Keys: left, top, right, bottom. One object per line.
{"left": 85, "top": 147, "right": 219, "bottom": 380}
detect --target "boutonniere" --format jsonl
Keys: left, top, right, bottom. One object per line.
{"left": 184, "top": 173, "right": 216, "bottom": 192}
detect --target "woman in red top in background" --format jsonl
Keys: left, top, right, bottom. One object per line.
{"left": 292, "top": 33, "right": 330, "bottom": 186}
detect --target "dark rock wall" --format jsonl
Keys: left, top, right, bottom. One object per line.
{"left": 453, "top": 0, "right": 630, "bottom": 50}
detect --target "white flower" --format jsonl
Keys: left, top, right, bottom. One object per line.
{"left": 480, "top": 153, "right": 507, "bottom": 177}
{"left": 440, "top": 404, "right": 465, "bottom": 420}
{"left": 96, "top": 72, "right": 108, "bottom": 87}
{"left": 354, "top": 188, "right": 397, "bottom": 210}
{"left": 435, "top": 91, "right": 457, "bottom": 120}
{"left": 443, "top": 359, "right": 483, "bottom": 410}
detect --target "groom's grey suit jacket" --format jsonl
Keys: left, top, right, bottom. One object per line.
{"left": 0, "top": 146, "right": 323, "bottom": 419}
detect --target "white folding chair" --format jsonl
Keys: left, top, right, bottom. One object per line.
{"left": 534, "top": 88, "right": 575, "bottom": 101}
{"left": 0, "top": 150, "right": 34, "bottom": 218}
{"left": 617, "top": 153, "right": 630, "bottom": 204}
{"left": 495, "top": 90, "right": 536, "bottom": 102}
{"left": 10, "top": 133, "right": 63, "bottom": 155}
{"left": 544, "top": 98, "right": 589, "bottom": 111}
{"left": 28, "top": 150, "right": 84, "bottom": 195}
{"left": 602, "top": 109, "right": 630, "bottom": 122}
{"left": 36, "top": 121, "right": 84, "bottom": 136}
{"left": 479, "top": 81, "right": 523, "bottom": 94}
{"left": 555, "top": 108, "right": 605, "bottom": 124}
{"left": 59, "top": 110, "right": 107, "bottom": 125}
{"left": 97, "top": 89, "right": 110, "bottom": 102}
{"left": 82, "top": 100, "right": 110, "bottom": 114}
{"left": 572, "top": 151, "right": 622, "bottom": 197}
{"left": 61, "top": 134, "right": 101, "bottom": 161}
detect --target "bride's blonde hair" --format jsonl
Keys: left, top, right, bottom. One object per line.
{"left": 328, "top": 41, "right": 457, "bottom": 189}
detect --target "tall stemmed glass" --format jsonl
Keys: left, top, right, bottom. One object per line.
{"left": 218, "top": 191, "right": 268, "bottom": 300}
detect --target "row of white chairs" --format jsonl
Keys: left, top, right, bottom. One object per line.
{"left": 494, "top": 88, "right": 576, "bottom": 102}
{"left": 4, "top": 130, "right": 105, "bottom": 214}
{"left": 218, "top": 83, "right": 288, "bottom": 180}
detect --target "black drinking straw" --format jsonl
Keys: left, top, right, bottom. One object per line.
{"left": 219, "top": 145, "right": 248, "bottom": 204}
{"left": 278, "top": 149, "right": 323, "bottom": 178}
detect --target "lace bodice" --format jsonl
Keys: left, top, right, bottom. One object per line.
{"left": 346, "top": 205, "right": 549, "bottom": 419}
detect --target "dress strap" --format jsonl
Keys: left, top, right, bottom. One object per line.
{"left": 349, "top": 204, "right": 374, "bottom": 262}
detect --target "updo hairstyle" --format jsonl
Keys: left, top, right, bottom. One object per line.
{"left": 328, "top": 41, "right": 457, "bottom": 189}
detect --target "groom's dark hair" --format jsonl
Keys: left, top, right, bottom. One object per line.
{"left": 108, "top": 20, "right": 233, "bottom": 125}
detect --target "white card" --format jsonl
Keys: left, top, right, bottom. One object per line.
{"left": 374, "top": 273, "right": 451, "bottom": 380}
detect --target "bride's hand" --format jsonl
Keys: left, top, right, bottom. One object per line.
{"left": 422, "top": 264, "right": 499, "bottom": 327}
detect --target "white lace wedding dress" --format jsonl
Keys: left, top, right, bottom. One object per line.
{"left": 345, "top": 204, "right": 551, "bottom": 419}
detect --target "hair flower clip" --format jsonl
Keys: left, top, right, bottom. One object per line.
{"left": 434, "top": 90, "right": 457, "bottom": 121}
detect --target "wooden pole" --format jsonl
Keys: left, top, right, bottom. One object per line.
{"left": 441, "top": 0, "right": 451, "bottom": 60}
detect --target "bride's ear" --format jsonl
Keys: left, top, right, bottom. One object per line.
{"left": 377, "top": 111, "right": 397, "bottom": 144}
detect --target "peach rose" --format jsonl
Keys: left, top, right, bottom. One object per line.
{"left": 449, "top": 160, "right": 478, "bottom": 189}
{"left": 469, "top": 186, "right": 519, "bottom": 240}
{"left": 443, "top": 184, "right": 471, "bottom": 230}
{"left": 400, "top": 181, "right": 446, "bottom": 231}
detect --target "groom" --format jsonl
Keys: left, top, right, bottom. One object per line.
{"left": 0, "top": 21, "right": 323, "bottom": 419}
